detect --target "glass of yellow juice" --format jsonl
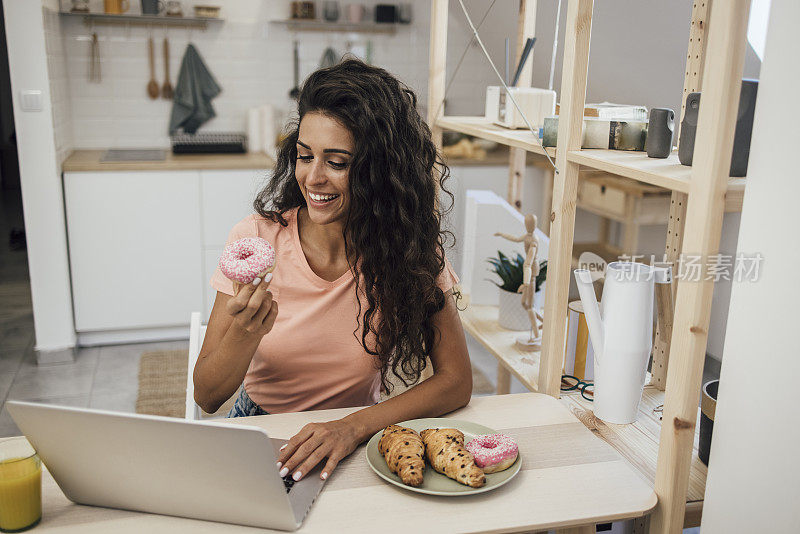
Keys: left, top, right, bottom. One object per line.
{"left": 0, "top": 437, "right": 42, "bottom": 532}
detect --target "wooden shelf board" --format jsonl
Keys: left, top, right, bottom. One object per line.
{"left": 568, "top": 149, "right": 747, "bottom": 198}
{"left": 436, "top": 116, "right": 555, "bottom": 159}
{"left": 458, "top": 304, "right": 539, "bottom": 392}
{"left": 568, "top": 150, "right": 693, "bottom": 193}
{"left": 724, "top": 178, "right": 747, "bottom": 212}
{"left": 272, "top": 20, "right": 398, "bottom": 34}
{"left": 432, "top": 119, "right": 747, "bottom": 209}
{"left": 560, "top": 385, "right": 707, "bottom": 504}
{"left": 443, "top": 146, "right": 545, "bottom": 167}
{"left": 438, "top": 118, "right": 746, "bottom": 214}
{"left": 59, "top": 11, "right": 222, "bottom": 27}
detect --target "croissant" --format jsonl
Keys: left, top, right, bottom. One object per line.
{"left": 420, "top": 428, "right": 486, "bottom": 488}
{"left": 379, "top": 425, "right": 425, "bottom": 486}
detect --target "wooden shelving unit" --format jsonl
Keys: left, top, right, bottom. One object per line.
{"left": 459, "top": 305, "right": 540, "bottom": 392}
{"left": 430, "top": 0, "right": 750, "bottom": 531}
{"left": 437, "top": 117, "right": 745, "bottom": 211}
{"left": 568, "top": 150, "right": 692, "bottom": 193}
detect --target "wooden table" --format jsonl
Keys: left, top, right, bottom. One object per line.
{"left": 560, "top": 387, "right": 708, "bottom": 528}
{"left": 19, "top": 394, "right": 656, "bottom": 533}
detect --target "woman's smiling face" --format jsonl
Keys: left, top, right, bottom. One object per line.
{"left": 295, "top": 111, "right": 354, "bottom": 226}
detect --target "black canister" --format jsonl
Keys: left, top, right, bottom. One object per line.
{"left": 730, "top": 79, "right": 759, "bottom": 177}
{"left": 141, "top": 0, "right": 164, "bottom": 15}
{"left": 375, "top": 4, "right": 397, "bottom": 23}
{"left": 646, "top": 108, "right": 674, "bottom": 158}
{"left": 698, "top": 379, "right": 718, "bottom": 466}
{"left": 677, "top": 79, "right": 758, "bottom": 176}
{"left": 678, "top": 92, "right": 701, "bottom": 166}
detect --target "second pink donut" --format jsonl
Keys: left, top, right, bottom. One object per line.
{"left": 465, "top": 434, "right": 519, "bottom": 474}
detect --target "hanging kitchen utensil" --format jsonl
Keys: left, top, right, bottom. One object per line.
{"left": 318, "top": 46, "right": 338, "bottom": 68}
{"left": 289, "top": 41, "right": 300, "bottom": 100}
{"left": 89, "top": 32, "right": 101, "bottom": 83}
{"left": 161, "top": 37, "right": 174, "bottom": 99}
{"left": 147, "top": 36, "right": 160, "bottom": 99}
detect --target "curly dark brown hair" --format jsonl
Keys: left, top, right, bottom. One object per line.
{"left": 253, "top": 58, "right": 460, "bottom": 393}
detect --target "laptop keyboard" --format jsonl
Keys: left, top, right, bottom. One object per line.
{"left": 282, "top": 474, "right": 295, "bottom": 493}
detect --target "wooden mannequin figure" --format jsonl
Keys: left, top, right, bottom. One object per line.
{"left": 494, "top": 214, "right": 544, "bottom": 351}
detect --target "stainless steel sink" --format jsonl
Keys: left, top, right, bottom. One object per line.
{"left": 100, "top": 149, "right": 167, "bottom": 162}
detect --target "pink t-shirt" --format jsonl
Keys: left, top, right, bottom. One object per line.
{"left": 210, "top": 207, "right": 460, "bottom": 413}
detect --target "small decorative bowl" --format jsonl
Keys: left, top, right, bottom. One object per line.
{"left": 194, "top": 5, "right": 221, "bottom": 18}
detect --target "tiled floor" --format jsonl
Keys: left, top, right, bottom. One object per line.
{"left": 0, "top": 339, "right": 189, "bottom": 438}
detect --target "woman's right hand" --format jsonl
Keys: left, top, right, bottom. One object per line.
{"left": 225, "top": 273, "right": 279, "bottom": 336}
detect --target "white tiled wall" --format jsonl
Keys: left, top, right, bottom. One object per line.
{"left": 43, "top": 2, "right": 74, "bottom": 164}
{"left": 43, "top": 0, "right": 519, "bottom": 149}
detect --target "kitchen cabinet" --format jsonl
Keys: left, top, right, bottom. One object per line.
{"left": 64, "top": 167, "right": 269, "bottom": 342}
{"left": 200, "top": 169, "right": 270, "bottom": 320}
{"left": 200, "top": 170, "right": 268, "bottom": 247}
{"left": 64, "top": 171, "right": 203, "bottom": 332}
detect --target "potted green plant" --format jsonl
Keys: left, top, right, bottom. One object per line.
{"left": 487, "top": 251, "right": 547, "bottom": 330}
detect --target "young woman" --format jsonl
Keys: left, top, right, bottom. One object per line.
{"left": 194, "top": 59, "right": 472, "bottom": 483}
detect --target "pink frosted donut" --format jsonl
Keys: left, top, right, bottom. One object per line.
{"left": 465, "top": 434, "right": 518, "bottom": 474}
{"left": 218, "top": 237, "right": 276, "bottom": 285}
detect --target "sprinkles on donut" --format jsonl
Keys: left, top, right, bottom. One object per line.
{"left": 465, "top": 434, "right": 519, "bottom": 474}
{"left": 218, "top": 237, "right": 276, "bottom": 290}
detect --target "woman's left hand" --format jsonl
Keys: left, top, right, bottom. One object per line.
{"left": 276, "top": 419, "right": 364, "bottom": 481}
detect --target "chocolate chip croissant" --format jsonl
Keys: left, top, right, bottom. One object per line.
{"left": 379, "top": 425, "right": 426, "bottom": 486}
{"left": 420, "top": 428, "right": 486, "bottom": 488}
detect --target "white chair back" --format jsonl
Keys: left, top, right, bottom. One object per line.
{"left": 186, "top": 312, "right": 207, "bottom": 420}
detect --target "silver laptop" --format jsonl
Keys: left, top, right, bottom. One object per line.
{"left": 7, "top": 401, "right": 326, "bottom": 531}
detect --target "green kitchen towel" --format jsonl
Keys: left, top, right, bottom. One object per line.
{"left": 169, "top": 44, "right": 221, "bottom": 134}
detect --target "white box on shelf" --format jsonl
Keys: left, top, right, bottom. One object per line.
{"left": 485, "top": 86, "right": 556, "bottom": 130}
{"left": 461, "top": 190, "right": 549, "bottom": 306}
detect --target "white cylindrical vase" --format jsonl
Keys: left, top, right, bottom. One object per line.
{"left": 498, "top": 288, "right": 530, "bottom": 331}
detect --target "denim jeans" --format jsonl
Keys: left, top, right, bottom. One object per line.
{"left": 226, "top": 387, "right": 270, "bottom": 418}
